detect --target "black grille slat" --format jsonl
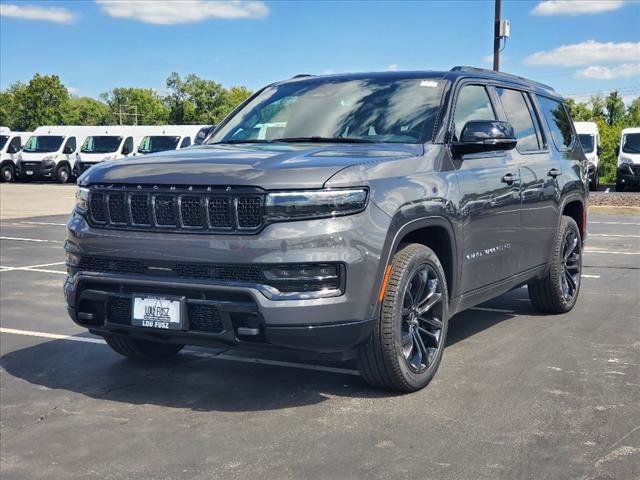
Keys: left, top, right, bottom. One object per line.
{"left": 237, "top": 196, "right": 263, "bottom": 228}
{"left": 90, "top": 192, "right": 107, "bottom": 223}
{"left": 108, "top": 297, "right": 132, "bottom": 325}
{"left": 108, "top": 193, "right": 127, "bottom": 224}
{"left": 154, "top": 195, "right": 177, "bottom": 226}
{"left": 180, "top": 196, "right": 204, "bottom": 227}
{"left": 187, "top": 304, "right": 224, "bottom": 333}
{"left": 207, "top": 196, "right": 233, "bottom": 228}
{"left": 130, "top": 194, "right": 151, "bottom": 225}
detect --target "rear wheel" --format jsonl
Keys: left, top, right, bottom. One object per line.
{"left": 55, "top": 164, "right": 70, "bottom": 183}
{"left": 616, "top": 180, "right": 625, "bottom": 192}
{"left": 104, "top": 334, "right": 184, "bottom": 360}
{"left": 1, "top": 163, "right": 15, "bottom": 182}
{"left": 528, "top": 216, "right": 582, "bottom": 313}
{"left": 358, "top": 243, "right": 449, "bottom": 392}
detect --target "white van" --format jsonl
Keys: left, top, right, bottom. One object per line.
{"left": 136, "top": 125, "right": 206, "bottom": 155}
{"left": 574, "top": 121, "right": 601, "bottom": 190}
{"left": 17, "top": 126, "right": 99, "bottom": 183}
{"left": 1, "top": 129, "right": 32, "bottom": 182}
{"left": 616, "top": 127, "right": 640, "bottom": 192}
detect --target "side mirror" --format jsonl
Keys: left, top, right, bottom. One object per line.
{"left": 63, "top": 146, "right": 74, "bottom": 154}
{"left": 615, "top": 145, "right": 620, "bottom": 156}
{"left": 7, "top": 144, "right": 19, "bottom": 154}
{"left": 452, "top": 120, "right": 517, "bottom": 156}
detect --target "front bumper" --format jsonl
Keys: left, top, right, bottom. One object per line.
{"left": 617, "top": 164, "right": 640, "bottom": 187}
{"left": 65, "top": 204, "right": 390, "bottom": 355}
{"left": 17, "top": 160, "right": 55, "bottom": 179}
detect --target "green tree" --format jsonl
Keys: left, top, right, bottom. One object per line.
{"left": 590, "top": 94, "right": 606, "bottom": 118}
{"left": 66, "top": 97, "right": 112, "bottom": 125}
{"left": 222, "top": 86, "right": 253, "bottom": 117}
{"left": 165, "top": 72, "right": 228, "bottom": 124}
{"left": 626, "top": 97, "right": 640, "bottom": 127}
{"left": 605, "top": 91, "right": 625, "bottom": 126}
{"left": 565, "top": 98, "right": 592, "bottom": 122}
{"left": 11, "top": 74, "right": 70, "bottom": 130}
{"left": 101, "top": 87, "right": 169, "bottom": 125}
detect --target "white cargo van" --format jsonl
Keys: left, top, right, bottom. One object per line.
{"left": 17, "top": 126, "right": 98, "bottom": 183}
{"left": 136, "top": 125, "right": 206, "bottom": 155}
{"left": 616, "top": 127, "right": 640, "bottom": 191}
{"left": 575, "top": 121, "right": 601, "bottom": 190}
{"left": 1, "top": 129, "right": 32, "bottom": 182}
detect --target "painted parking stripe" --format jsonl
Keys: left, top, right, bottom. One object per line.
{"left": 588, "top": 234, "right": 640, "bottom": 238}
{"left": 584, "top": 248, "right": 640, "bottom": 255}
{"left": 589, "top": 221, "right": 640, "bottom": 226}
{"left": 0, "top": 327, "right": 360, "bottom": 376}
{"left": 19, "top": 221, "right": 67, "bottom": 226}
{"left": 0, "top": 236, "right": 62, "bottom": 244}
{"left": 581, "top": 274, "right": 601, "bottom": 278}
{"left": 470, "top": 307, "right": 514, "bottom": 313}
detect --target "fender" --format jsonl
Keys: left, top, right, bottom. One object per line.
{"left": 558, "top": 192, "right": 587, "bottom": 241}
{"left": 368, "top": 209, "right": 459, "bottom": 312}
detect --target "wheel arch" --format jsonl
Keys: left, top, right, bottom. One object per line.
{"left": 560, "top": 195, "right": 586, "bottom": 241}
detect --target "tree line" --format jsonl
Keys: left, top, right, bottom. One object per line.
{"left": 0, "top": 73, "right": 253, "bottom": 131}
{"left": 566, "top": 92, "right": 640, "bottom": 184}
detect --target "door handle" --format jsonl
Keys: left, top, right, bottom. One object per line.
{"left": 547, "top": 168, "right": 562, "bottom": 178}
{"left": 502, "top": 173, "right": 520, "bottom": 184}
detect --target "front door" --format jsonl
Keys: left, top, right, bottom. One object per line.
{"left": 452, "top": 84, "right": 522, "bottom": 294}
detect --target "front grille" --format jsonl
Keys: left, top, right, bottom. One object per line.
{"left": 631, "top": 165, "right": 640, "bottom": 176}
{"left": 87, "top": 185, "right": 264, "bottom": 233}
{"left": 77, "top": 255, "right": 344, "bottom": 294}
{"left": 106, "top": 297, "right": 224, "bottom": 333}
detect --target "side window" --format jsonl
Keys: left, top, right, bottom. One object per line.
{"left": 179, "top": 136, "right": 191, "bottom": 148}
{"left": 537, "top": 96, "right": 574, "bottom": 151}
{"left": 63, "top": 136, "right": 76, "bottom": 153}
{"left": 453, "top": 85, "right": 496, "bottom": 140}
{"left": 496, "top": 88, "right": 541, "bottom": 152}
{"left": 8, "top": 136, "right": 22, "bottom": 152}
{"left": 122, "top": 136, "right": 133, "bottom": 154}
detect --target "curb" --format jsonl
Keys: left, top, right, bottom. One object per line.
{"left": 589, "top": 206, "right": 640, "bottom": 215}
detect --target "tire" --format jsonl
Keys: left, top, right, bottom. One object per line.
{"left": 1, "top": 163, "right": 15, "bottom": 182}
{"left": 358, "top": 243, "right": 449, "bottom": 392}
{"left": 104, "top": 334, "right": 184, "bottom": 360}
{"left": 55, "top": 164, "right": 70, "bottom": 183}
{"left": 528, "top": 216, "right": 582, "bottom": 314}
{"left": 616, "top": 180, "right": 625, "bottom": 192}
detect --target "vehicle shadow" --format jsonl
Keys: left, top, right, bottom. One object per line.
{"left": 1, "top": 290, "right": 534, "bottom": 411}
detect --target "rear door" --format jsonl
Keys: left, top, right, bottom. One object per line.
{"left": 452, "top": 83, "right": 522, "bottom": 294}
{"left": 493, "top": 87, "right": 560, "bottom": 272}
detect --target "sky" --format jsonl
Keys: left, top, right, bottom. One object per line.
{"left": 1, "top": 0, "right": 639, "bottom": 103}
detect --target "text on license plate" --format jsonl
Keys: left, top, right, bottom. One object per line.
{"left": 132, "top": 296, "right": 181, "bottom": 330}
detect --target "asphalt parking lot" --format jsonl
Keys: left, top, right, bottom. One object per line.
{"left": 1, "top": 189, "right": 639, "bottom": 480}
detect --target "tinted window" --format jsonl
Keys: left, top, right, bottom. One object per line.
{"left": 122, "top": 137, "right": 133, "bottom": 154}
{"left": 64, "top": 137, "right": 77, "bottom": 153}
{"left": 179, "top": 136, "right": 192, "bottom": 148}
{"left": 496, "top": 88, "right": 540, "bottom": 152}
{"left": 8, "top": 136, "right": 22, "bottom": 152}
{"left": 578, "top": 134, "right": 595, "bottom": 153}
{"left": 81, "top": 136, "right": 123, "bottom": 153}
{"left": 453, "top": 85, "right": 496, "bottom": 140}
{"left": 138, "top": 136, "right": 180, "bottom": 154}
{"left": 0, "top": 135, "right": 8, "bottom": 150}
{"left": 622, "top": 133, "right": 640, "bottom": 154}
{"left": 537, "top": 96, "right": 573, "bottom": 151}
{"left": 210, "top": 77, "right": 446, "bottom": 144}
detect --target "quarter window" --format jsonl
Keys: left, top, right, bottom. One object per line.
{"left": 63, "top": 136, "right": 77, "bottom": 154}
{"left": 496, "top": 88, "right": 541, "bottom": 152}
{"left": 179, "top": 137, "right": 192, "bottom": 148}
{"left": 537, "top": 96, "right": 574, "bottom": 151}
{"left": 8, "top": 136, "right": 22, "bottom": 152}
{"left": 453, "top": 85, "right": 496, "bottom": 140}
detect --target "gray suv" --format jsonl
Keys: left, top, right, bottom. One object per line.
{"left": 65, "top": 67, "right": 587, "bottom": 391}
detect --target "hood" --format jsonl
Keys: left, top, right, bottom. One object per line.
{"left": 19, "top": 152, "right": 59, "bottom": 162}
{"left": 79, "top": 143, "right": 422, "bottom": 189}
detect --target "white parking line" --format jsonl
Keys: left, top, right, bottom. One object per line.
{"left": 589, "top": 221, "right": 640, "bottom": 226}
{"left": 584, "top": 248, "right": 640, "bottom": 255}
{"left": 0, "top": 327, "right": 360, "bottom": 376}
{"left": 581, "top": 274, "right": 601, "bottom": 278}
{"left": 19, "top": 221, "right": 67, "bottom": 226}
{"left": 589, "top": 234, "right": 640, "bottom": 238}
{"left": 470, "top": 307, "right": 514, "bottom": 313}
{"left": 0, "top": 262, "right": 67, "bottom": 275}
{"left": 0, "top": 236, "right": 62, "bottom": 244}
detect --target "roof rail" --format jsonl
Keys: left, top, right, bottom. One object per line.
{"left": 450, "top": 66, "right": 555, "bottom": 91}
{"left": 291, "top": 74, "right": 314, "bottom": 78}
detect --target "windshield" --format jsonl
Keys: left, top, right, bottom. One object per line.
{"left": 209, "top": 77, "right": 445, "bottom": 145}
{"left": 578, "top": 134, "right": 595, "bottom": 153}
{"left": 0, "top": 135, "right": 8, "bottom": 150}
{"left": 622, "top": 133, "right": 640, "bottom": 154}
{"left": 22, "top": 136, "right": 65, "bottom": 153}
{"left": 81, "top": 136, "right": 123, "bottom": 154}
{"left": 138, "top": 136, "right": 180, "bottom": 154}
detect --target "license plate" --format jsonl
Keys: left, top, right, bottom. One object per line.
{"left": 26, "top": 170, "right": 33, "bottom": 175}
{"left": 132, "top": 295, "right": 183, "bottom": 330}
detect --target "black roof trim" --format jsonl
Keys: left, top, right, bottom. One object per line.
{"left": 291, "top": 74, "right": 314, "bottom": 79}
{"left": 450, "top": 66, "right": 555, "bottom": 92}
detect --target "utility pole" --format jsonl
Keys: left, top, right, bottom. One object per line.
{"left": 493, "top": 0, "right": 501, "bottom": 71}
{"left": 493, "top": 0, "right": 510, "bottom": 72}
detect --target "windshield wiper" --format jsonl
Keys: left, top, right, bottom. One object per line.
{"left": 271, "top": 136, "right": 374, "bottom": 144}
{"left": 214, "top": 139, "right": 272, "bottom": 145}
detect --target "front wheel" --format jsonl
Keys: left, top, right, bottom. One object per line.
{"left": 528, "top": 216, "right": 582, "bottom": 313}
{"left": 55, "top": 164, "right": 70, "bottom": 183}
{"left": 358, "top": 243, "right": 449, "bottom": 392}
{"left": 1, "top": 163, "right": 15, "bottom": 182}
{"left": 104, "top": 335, "right": 184, "bottom": 360}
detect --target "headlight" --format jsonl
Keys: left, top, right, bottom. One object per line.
{"left": 75, "top": 187, "right": 89, "bottom": 212}
{"left": 619, "top": 156, "right": 633, "bottom": 165}
{"left": 264, "top": 188, "right": 368, "bottom": 221}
